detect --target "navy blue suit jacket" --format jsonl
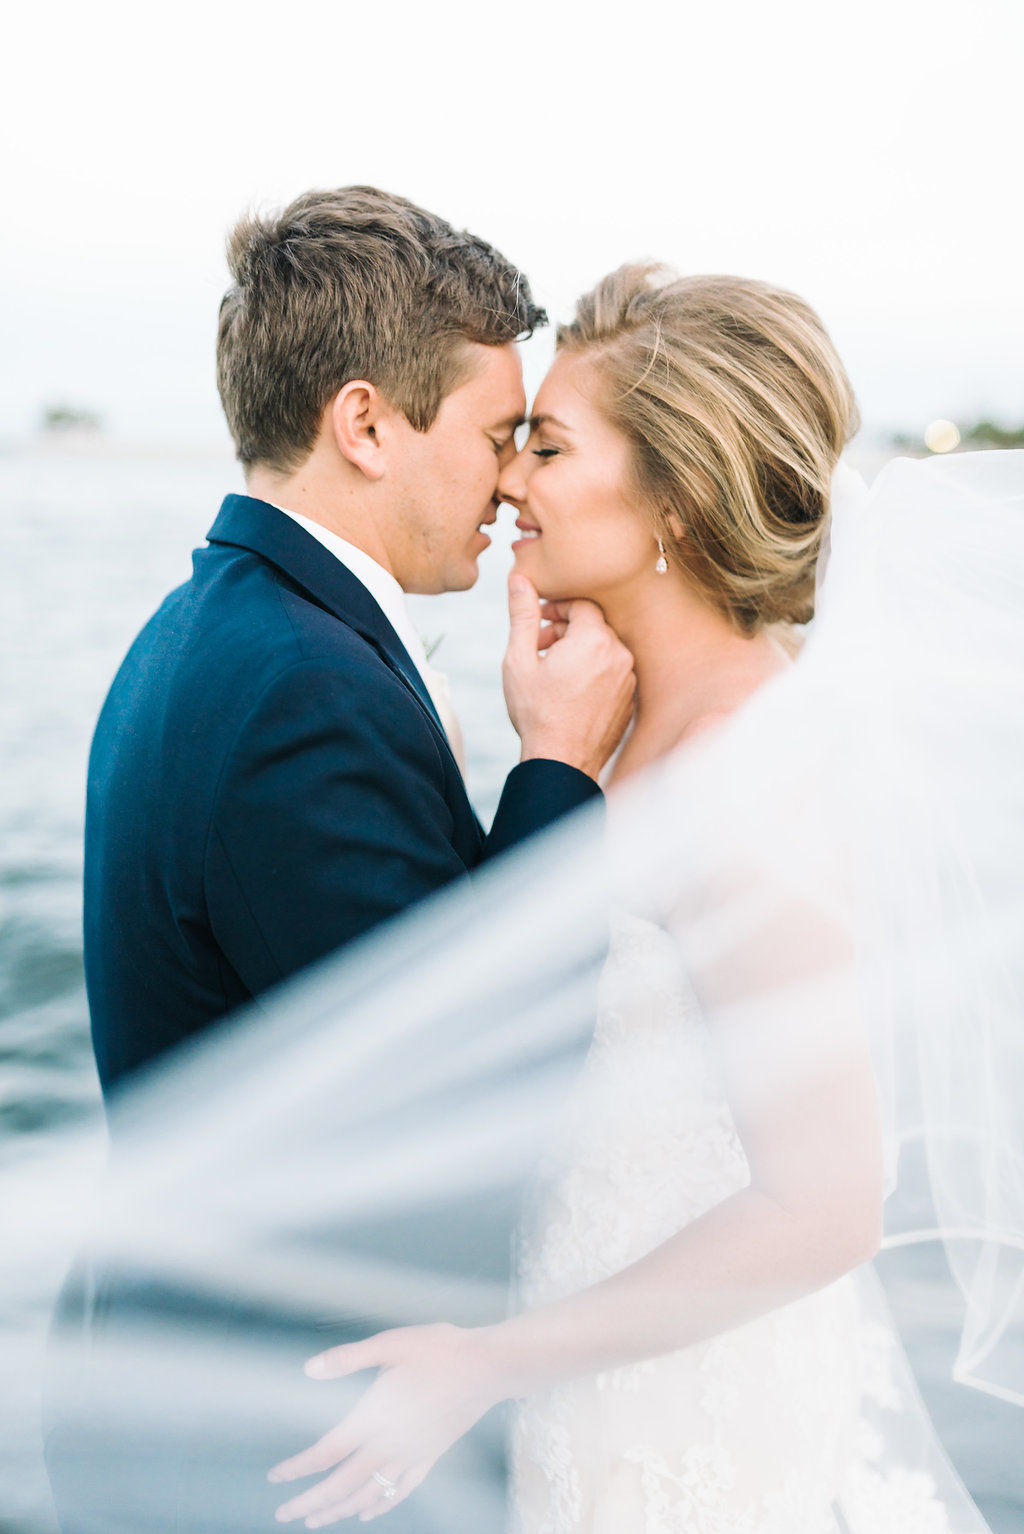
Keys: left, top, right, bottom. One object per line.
{"left": 84, "top": 494, "right": 601, "bottom": 1094}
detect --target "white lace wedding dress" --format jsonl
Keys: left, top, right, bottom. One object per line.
{"left": 510, "top": 913, "right": 984, "bottom": 1534}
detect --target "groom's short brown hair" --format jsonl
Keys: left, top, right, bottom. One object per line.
{"left": 216, "top": 186, "right": 546, "bottom": 472}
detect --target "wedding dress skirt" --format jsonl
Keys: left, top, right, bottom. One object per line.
{"left": 511, "top": 915, "right": 982, "bottom": 1534}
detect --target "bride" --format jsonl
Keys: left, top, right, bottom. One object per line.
{"left": 267, "top": 268, "right": 1018, "bottom": 1531}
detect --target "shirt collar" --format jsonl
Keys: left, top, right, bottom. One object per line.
{"left": 271, "top": 505, "right": 429, "bottom": 677}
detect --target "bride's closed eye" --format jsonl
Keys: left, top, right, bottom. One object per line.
{"left": 532, "top": 448, "right": 560, "bottom": 459}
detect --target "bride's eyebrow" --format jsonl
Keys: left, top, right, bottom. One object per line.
{"left": 530, "top": 413, "right": 572, "bottom": 433}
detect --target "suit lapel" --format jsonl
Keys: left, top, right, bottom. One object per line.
{"left": 208, "top": 494, "right": 447, "bottom": 736}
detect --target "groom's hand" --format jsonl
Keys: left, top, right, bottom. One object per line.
{"left": 503, "top": 574, "right": 635, "bottom": 780}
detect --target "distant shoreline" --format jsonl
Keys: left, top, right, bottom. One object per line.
{"left": 0, "top": 433, "right": 238, "bottom": 462}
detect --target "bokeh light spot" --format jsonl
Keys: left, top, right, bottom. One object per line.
{"left": 924, "top": 420, "right": 961, "bottom": 453}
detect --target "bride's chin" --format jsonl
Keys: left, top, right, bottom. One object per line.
{"left": 518, "top": 566, "right": 581, "bottom": 606}
{"left": 512, "top": 549, "right": 546, "bottom": 582}
{"left": 512, "top": 551, "right": 581, "bottom": 605}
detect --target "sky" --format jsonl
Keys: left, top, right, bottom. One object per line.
{"left": 2, "top": 0, "right": 1021, "bottom": 448}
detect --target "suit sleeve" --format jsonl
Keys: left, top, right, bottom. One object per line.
{"left": 205, "top": 658, "right": 470, "bottom": 996}
{"left": 482, "top": 759, "right": 604, "bottom": 861}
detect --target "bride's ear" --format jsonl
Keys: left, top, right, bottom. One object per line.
{"left": 330, "top": 382, "right": 388, "bottom": 482}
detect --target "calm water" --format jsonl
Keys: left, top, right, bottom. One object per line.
{"left": 0, "top": 444, "right": 1020, "bottom": 1531}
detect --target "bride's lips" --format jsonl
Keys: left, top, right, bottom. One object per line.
{"left": 512, "top": 516, "right": 541, "bottom": 552}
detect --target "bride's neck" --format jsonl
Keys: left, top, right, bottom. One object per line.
{"left": 602, "top": 574, "right": 790, "bottom": 779}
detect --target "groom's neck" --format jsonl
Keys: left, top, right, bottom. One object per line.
{"left": 245, "top": 458, "right": 397, "bottom": 580}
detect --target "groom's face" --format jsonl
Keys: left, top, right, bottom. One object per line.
{"left": 389, "top": 343, "right": 526, "bottom": 594}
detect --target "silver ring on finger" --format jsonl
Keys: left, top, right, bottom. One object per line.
{"left": 371, "top": 1471, "right": 398, "bottom": 1500}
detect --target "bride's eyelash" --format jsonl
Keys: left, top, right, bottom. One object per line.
{"left": 533, "top": 448, "right": 559, "bottom": 459}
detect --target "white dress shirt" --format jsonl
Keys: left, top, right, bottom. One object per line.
{"left": 273, "top": 504, "right": 467, "bottom": 775}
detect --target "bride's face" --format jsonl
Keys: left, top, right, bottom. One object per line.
{"left": 498, "top": 351, "right": 658, "bottom": 603}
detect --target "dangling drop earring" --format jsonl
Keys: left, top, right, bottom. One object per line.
{"left": 655, "top": 537, "right": 668, "bottom": 574}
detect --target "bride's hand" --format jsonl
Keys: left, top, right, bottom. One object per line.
{"left": 268, "top": 1322, "right": 505, "bottom": 1526}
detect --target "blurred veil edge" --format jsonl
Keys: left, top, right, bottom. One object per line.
{"left": 4, "top": 452, "right": 1023, "bottom": 1520}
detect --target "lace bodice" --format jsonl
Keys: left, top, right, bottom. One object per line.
{"left": 511, "top": 915, "right": 981, "bottom": 1534}
{"left": 517, "top": 914, "right": 749, "bottom": 1306}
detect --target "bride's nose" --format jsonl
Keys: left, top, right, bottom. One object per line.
{"left": 497, "top": 447, "right": 528, "bottom": 508}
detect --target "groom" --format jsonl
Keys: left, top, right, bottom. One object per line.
{"left": 47, "top": 188, "right": 634, "bottom": 1534}
{"left": 85, "top": 186, "right": 634, "bottom": 1094}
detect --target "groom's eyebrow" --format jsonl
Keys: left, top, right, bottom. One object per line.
{"left": 489, "top": 412, "right": 526, "bottom": 433}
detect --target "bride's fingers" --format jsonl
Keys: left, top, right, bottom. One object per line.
{"left": 299, "top": 1459, "right": 406, "bottom": 1528}
{"left": 274, "top": 1448, "right": 380, "bottom": 1523}
{"left": 358, "top": 1464, "right": 428, "bottom": 1522}
{"left": 311, "top": 1470, "right": 405, "bottom": 1527}
{"left": 305, "top": 1335, "right": 389, "bottom": 1380}
{"left": 303, "top": 1476, "right": 386, "bottom": 1528}
{"left": 269, "top": 1421, "right": 359, "bottom": 1484}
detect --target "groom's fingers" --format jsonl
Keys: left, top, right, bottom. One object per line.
{"left": 536, "top": 600, "right": 605, "bottom": 650}
{"left": 506, "top": 574, "right": 540, "bottom": 664}
{"left": 538, "top": 600, "right": 571, "bottom": 624}
{"left": 557, "top": 597, "right": 606, "bottom": 633}
{"left": 539, "top": 599, "right": 604, "bottom": 628}
{"left": 504, "top": 577, "right": 634, "bottom": 776}
{"left": 537, "top": 621, "right": 567, "bottom": 651}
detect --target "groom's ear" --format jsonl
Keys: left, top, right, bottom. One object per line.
{"left": 329, "top": 381, "right": 390, "bottom": 482}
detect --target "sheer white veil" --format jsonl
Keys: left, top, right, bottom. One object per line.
{"left": 4, "top": 451, "right": 1023, "bottom": 1529}
{"left": 814, "top": 450, "right": 1024, "bottom": 1404}
{"left": 606, "top": 447, "right": 1024, "bottom": 1405}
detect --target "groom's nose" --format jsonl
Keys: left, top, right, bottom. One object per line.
{"left": 497, "top": 451, "right": 527, "bottom": 508}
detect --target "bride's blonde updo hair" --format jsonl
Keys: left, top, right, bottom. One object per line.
{"left": 557, "top": 267, "right": 859, "bottom": 633}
